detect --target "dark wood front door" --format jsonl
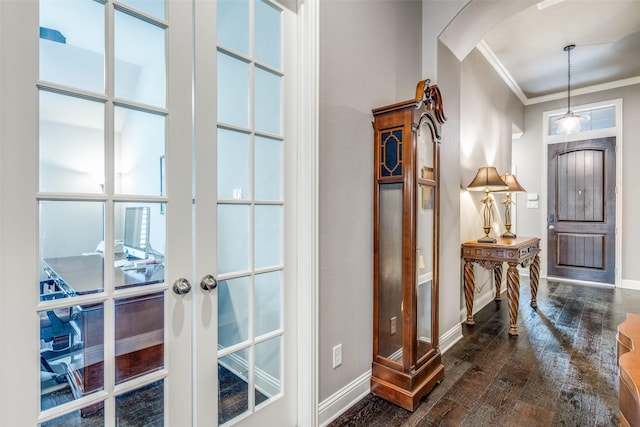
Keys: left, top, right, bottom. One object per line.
{"left": 547, "top": 137, "right": 616, "bottom": 284}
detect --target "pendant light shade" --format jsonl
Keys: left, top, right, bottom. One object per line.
{"left": 555, "top": 44, "right": 588, "bottom": 134}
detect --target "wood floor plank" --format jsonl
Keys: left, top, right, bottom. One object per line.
{"left": 331, "top": 280, "right": 640, "bottom": 427}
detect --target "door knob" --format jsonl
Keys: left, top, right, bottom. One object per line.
{"left": 200, "top": 274, "right": 218, "bottom": 291}
{"left": 548, "top": 225, "right": 555, "bottom": 230}
{"left": 172, "top": 278, "right": 192, "bottom": 295}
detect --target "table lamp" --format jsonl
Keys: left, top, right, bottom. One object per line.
{"left": 495, "top": 174, "right": 526, "bottom": 238}
{"left": 467, "top": 166, "right": 508, "bottom": 243}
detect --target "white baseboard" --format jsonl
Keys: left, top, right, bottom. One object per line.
{"left": 459, "top": 286, "right": 503, "bottom": 322}
{"left": 318, "top": 369, "right": 371, "bottom": 426}
{"left": 318, "top": 324, "right": 463, "bottom": 426}
{"left": 439, "top": 322, "right": 463, "bottom": 353}
{"left": 622, "top": 279, "right": 640, "bottom": 290}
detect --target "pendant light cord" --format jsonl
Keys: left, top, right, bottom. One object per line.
{"left": 564, "top": 44, "right": 576, "bottom": 114}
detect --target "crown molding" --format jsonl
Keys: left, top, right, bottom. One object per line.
{"left": 477, "top": 40, "right": 640, "bottom": 107}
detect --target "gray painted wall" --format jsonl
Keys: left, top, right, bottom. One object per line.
{"left": 318, "top": 0, "right": 423, "bottom": 401}
{"left": 317, "top": 0, "right": 524, "bottom": 403}
{"left": 514, "top": 83, "right": 640, "bottom": 284}
{"left": 318, "top": 0, "right": 640, "bottom": 411}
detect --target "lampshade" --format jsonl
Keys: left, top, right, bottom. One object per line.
{"left": 466, "top": 167, "right": 508, "bottom": 192}
{"left": 495, "top": 174, "right": 526, "bottom": 193}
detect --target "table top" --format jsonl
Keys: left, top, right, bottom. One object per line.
{"left": 461, "top": 236, "right": 540, "bottom": 263}
{"left": 461, "top": 236, "right": 540, "bottom": 249}
{"left": 43, "top": 254, "right": 164, "bottom": 295}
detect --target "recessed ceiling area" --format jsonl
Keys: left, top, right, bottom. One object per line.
{"left": 478, "top": 0, "right": 640, "bottom": 103}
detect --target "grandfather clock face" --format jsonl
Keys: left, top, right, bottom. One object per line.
{"left": 417, "top": 125, "right": 435, "bottom": 180}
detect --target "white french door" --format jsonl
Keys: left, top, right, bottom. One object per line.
{"left": 0, "top": 1, "right": 301, "bottom": 426}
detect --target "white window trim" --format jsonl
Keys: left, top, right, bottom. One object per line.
{"left": 541, "top": 98, "right": 623, "bottom": 287}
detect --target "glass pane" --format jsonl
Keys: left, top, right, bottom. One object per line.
{"left": 377, "top": 183, "right": 403, "bottom": 361}
{"left": 255, "top": 136, "right": 282, "bottom": 201}
{"left": 218, "top": 51, "right": 250, "bottom": 127}
{"left": 114, "top": 107, "right": 166, "bottom": 196}
{"left": 119, "top": 0, "right": 165, "bottom": 20}
{"left": 218, "top": 277, "right": 250, "bottom": 348}
{"left": 255, "top": 337, "right": 281, "bottom": 402}
{"left": 114, "top": 202, "right": 165, "bottom": 288}
{"left": 417, "top": 126, "right": 434, "bottom": 180}
{"left": 255, "top": 0, "right": 281, "bottom": 69}
{"left": 417, "top": 185, "right": 434, "bottom": 361}
{"left": 217, "top": 205, "right": 250, "bottom": 274}
{"left": 255, "top": 271, "right": 281, "bottom": 336}
{"left": 39, "top": 91, "right": 105, "bottom": 193}
{"left": 116, "top": 381, "right": 164, "bottom": 427}
{"left": 40, "top": 201, "right": 105, "bottom": 297}
{"left": 114, "top": 9, "right": 165, "bottom": 108}
{"left": 217, "top": 0, "right": 249, "bottom": 55}
{"left": 116, "top": 380, "right": 164, "bottom": 426}
{"left": 255, "top": 67, "right": 281, "bottom": 135}
{"left": 218, "top": 128, "right": 250, "bottom": 201}
{"left": 218, "top": 348, "right": 250, "bottom": 424}
{"left": 41, "top": 404, "right": 105, "bottom": 426}
{"left": 254, "top": 205, "right": 282, "bottom": 269}
{"left": 115, "top": 293, "right": 164, "bottom": 384}
{"left": 40, "top": 302, "right": 105, "bottom": 414}
{"left": 40, "top": 0, "right": 105, "bottom": 94}
{"left": 591, "top": 106, "right": 615, "bottom": 130}
{"left": 548, "top": 115, "right": 560, "bottom": 135}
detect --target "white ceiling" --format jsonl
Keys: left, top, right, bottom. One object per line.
{"left": 479, "top": 0, "right": 640, "bottom": 104}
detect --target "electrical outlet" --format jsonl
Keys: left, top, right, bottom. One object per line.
{"left": 333, "top": 344, "right": 342, "bottom": 368}
{"left": 390, "top": 316, "right": 397, "bottom": 335}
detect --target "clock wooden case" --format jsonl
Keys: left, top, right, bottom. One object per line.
{"left": 371, "top": 80, "right": 446, "bottom": 411}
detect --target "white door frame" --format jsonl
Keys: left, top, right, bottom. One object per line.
{"left": 0, "top": 0, "right": 320, "bottom": 424}
{"left": 296, "top": 0, "right": 320, "bottom": 425}
{"left": 541, "top": 98, "right": 623, "bottom": 288}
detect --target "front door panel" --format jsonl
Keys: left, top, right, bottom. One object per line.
{"left": 547, "top": 138, "right": 616, "bottom": 284}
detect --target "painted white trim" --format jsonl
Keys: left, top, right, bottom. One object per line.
{"left": 297, "top": 0, "right": 320, "bottom": 426}
{"left": 439, "top": 321, "right": 464, "bottom": 354}
{"left": 621, "top": 279, "right": 640, "bottom": 291}
{"left": 476, "top": 40, "right": 640, "bottom": 106}
{"left": 318, "top": 370, "right": 372, "bottom": 427}
{"left": 547, "top": 276, "right": 615, "bottom": 288}
{"left": 541, "top": 99, "right": 623, "bottom": 287}
{"left": 477, "top": 40, "right": 528, "bottom": 105}
{"left": 527, "top": 77, "right": 640, "bottom": 106}
{"left": 317, "top": 323, "right": 463, "bottom": 426}
{"left": 458, "top": 282, "right": 503, "bottom": 323}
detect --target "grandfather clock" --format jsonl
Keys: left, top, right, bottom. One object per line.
{"left": 371, "top": 80, "right": 446, "bottom": 411}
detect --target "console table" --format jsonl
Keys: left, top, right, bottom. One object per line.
{"left": 461, "top": 237, "right": 541, "bottom": 335}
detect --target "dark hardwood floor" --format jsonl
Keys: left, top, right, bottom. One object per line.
{"left": 330, "top": 278, "right": 640, "bottom": 427}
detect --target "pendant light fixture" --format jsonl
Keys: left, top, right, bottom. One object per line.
{"left": 555, "top": 44, "right": 587, "bottom": 134}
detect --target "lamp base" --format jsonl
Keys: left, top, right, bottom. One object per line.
{"left": 501, "top": 231, "right": 516, "bottom": 238}
{"left": 477, "top": 236, "right": 496, "bottom": 244}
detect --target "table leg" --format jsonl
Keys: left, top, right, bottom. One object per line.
{"left": 529, "top": 254, "right": 540, "bottom": 308}
{"left": 494, "top": 264, "right": 503, "bottom": 301}
{"left": 464, "top": 259, "right": 475, "bottom": 325}
{"left": 507, "top": 262, "right": 520, "bottom": 336}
